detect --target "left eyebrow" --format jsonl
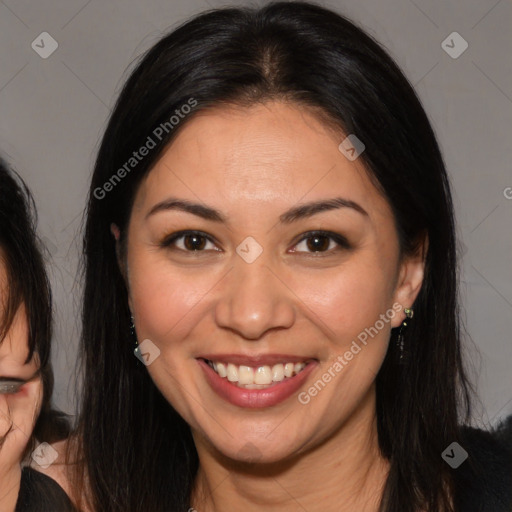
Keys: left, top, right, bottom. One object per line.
{"left": 279, "top": 197, "right": 368, "bottom": 224}
{"left": 145, "top": 196, "right": 368, "bottom": 224}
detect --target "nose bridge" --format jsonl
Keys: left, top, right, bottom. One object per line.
{"left": 214, "top": 253, "right": 295, "bottom": 339}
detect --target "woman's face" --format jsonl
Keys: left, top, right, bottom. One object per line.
{"left": 0, "top": 257, "right": 43, "bottom": 472}
{"left": 123, "top": 101, "right": 425, "bottom": 463}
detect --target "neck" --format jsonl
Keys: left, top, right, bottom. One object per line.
{"left": 190, "top": 387, "right": 389, "bottom": 512}
{"left": 0, "top": 465, "right": 21, "bottom": 512}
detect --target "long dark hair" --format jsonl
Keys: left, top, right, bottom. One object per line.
{"left": 0, "top": 158, "right": 74, "bottom": 510}
{"left": 73, "top": 2, "right": 473, "bottom": 510}
{"left": 0, "top": 158, "right": 70, "bottom": 450}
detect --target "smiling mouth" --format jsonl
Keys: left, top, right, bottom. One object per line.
{"left": 202, "top": 358, "right": 312, "bottom": 389}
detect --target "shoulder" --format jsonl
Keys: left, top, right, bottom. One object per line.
{"left": 25, "top": 437, "right": 91, "bottom": 512}
{"left": 17, "top": 463, "right": 77, "bottom": 511}
{"left": 453, "top": 415, "right": 512, "bottom": 512}
{"left": 28, "top": 439, "right": 73, "bottom": 497}
{"left": 493, "top": 414, "right": 512, "bottom": 453}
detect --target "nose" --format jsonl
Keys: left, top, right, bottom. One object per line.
{"left": 214, "top": 258, "right": 296, "bottom": 340}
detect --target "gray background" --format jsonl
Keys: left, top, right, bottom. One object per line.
{"left": 0, "top": 0, "right": 510, "bottom": 427}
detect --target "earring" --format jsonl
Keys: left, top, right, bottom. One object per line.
{"left": 130, "top": 315, "right": 143, "bottom": 363}
{"left": 397, "top": 307, "right": 414, "bottom": 363}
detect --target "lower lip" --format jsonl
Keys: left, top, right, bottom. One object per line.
{"left": 197, "top": 359, "right": 318, "bottom": 408}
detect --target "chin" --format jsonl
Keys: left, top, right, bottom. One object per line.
{"left": 205, "top": 431, "right": 306, "bottom": 466}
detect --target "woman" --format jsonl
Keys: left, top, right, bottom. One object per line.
{"left": 0, "top": 158, "right": 77, "bottom": 511}
{"left": 56, "top": 2, "right": 511, "bottom": 511}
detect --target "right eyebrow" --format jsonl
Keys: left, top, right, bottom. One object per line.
{"left": 146, "top": 198, "right": 226, "bottom": 222}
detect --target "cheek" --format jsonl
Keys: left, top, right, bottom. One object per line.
{"left": 13, "top": 385, "right": 30, "bottom": 399}
{"left": 291, "top": 262, "right": 394, "bottom": 341}
{"left": 12, "top": 379, "right": 41, "bottom": 405}
{"left": 128, "top": 256, "right": 214, "bottom": 344}
{"left": 5, "top": 379, "right": 43, "bottom": 433}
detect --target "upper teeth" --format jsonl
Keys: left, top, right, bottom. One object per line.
{"left": 208, "top": 361, "right": 307, "bottom": 387}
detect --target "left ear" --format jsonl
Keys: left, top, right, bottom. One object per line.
{"left": 390, "top": 233, "right": 428, "bottom": 328}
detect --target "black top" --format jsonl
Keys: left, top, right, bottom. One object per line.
{"left": 15, "top": 466, "right": 77, "bottom": 512}
{"left": 454, "top": 416, "right": 512, "bottom": 511}
{"left": 14, "top": 417, "right": 512, "bottom": 512}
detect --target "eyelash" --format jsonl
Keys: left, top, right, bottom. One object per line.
{"left": 0, "top": 381, "right": 25, "bottom": 395}
{"left": 159, "top": 230, "right": 351, "bottom": 256}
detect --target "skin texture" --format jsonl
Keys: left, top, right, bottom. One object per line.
{"left": 0, "top": 258, "right": 43, "bottom": 512}
{"left": 116, "top": 101, "right": 426, "bottom": 511}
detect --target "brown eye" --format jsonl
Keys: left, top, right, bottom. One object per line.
{"left": 291, "top": 230, "right": 351, "bottom": 254}
{"left": 160, "top": 230, "right": 219, "bottom": 252}
{"left": 305, "top": 234, "right": 331, "bottom": 252}
{"left": 182, "top": 233, "right": 207, "bottom": 251}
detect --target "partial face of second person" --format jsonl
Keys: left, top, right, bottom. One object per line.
{"left": 121, "top": 101, "right": 425, "bottom": 464}
{"left": 0, "top": 254, "right": 42, "bottom": 480}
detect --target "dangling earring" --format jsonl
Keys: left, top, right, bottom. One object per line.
{"left": 130, "top": 315, "right": 143, "bottom": 363}
{"left": 397, "top": 307, "right": 414, "bottom": 363}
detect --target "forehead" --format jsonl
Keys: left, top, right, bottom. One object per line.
{"left": 133, "top": 101, "right": 392, "bottom": 223}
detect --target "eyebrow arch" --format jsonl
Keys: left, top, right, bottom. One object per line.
{"left": 146, "top": 196, "right": 368, "bottom": 224}
{"left": 279, "top": 197, "right": 368, "bottom": 223}
{"left": 146, "top": 198, "right": 227, "bottom": 222}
